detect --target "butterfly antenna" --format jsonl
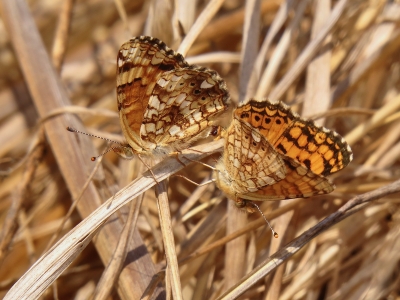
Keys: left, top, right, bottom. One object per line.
{"left": 66, "top": 127, "right": 125, "bottom": 161}
{"left": 66, "top": 127, "right": 124, "bottom": 145}
{"left": 250, "top": 202, "right": 279, "bottom": 238}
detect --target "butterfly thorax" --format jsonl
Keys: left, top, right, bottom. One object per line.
{"left": 214, "top": 159, "right": 264, "bottom": 199}
{"left": 214, "top": 159, "right": 245, "bottom": 200}
{"left": 214, "top": 160, "right": 263, "bottom": 213}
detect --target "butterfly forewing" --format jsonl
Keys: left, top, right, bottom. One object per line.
{"left": 235, "top": 100, "right": 353, "bottom": 177}
{"left": 116, "top": 36, "right": 229, "bottom": 156}
{"left": 224, "top": 118, "right": 286, "bottom": 192}
{"left": 140, "top": 68, "right": 229, "bottom": 151}
{"left": 215, "top": 99, "right": 353, "bottom": 203}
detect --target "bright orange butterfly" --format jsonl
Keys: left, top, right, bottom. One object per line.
{"left": 214, "top": 99, "right": 353, "bottom": 210}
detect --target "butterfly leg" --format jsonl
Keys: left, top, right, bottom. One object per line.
{"left": 137, "top": 154, "right": 159, "bottom": 184}
{"left": 171, "top": 152, "right": 187, "bottom": 167}
{"left": 177, "top": 149, "right": 217, "bottom": 170}
{"left": 171, "top": 151, "right": 216, "bottom": 170}
{"left": 173, "top": 174, "right": 215, "bottom": 186}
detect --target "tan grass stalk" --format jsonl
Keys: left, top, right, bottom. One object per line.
{"left": 4, "top": 141, "right": 223, "bottom": 299}
{"left": 218, "top": 179, "right": 400, "bottom": 299}
{"left": 270, "top": 0, "right": 348, "bottom": 100}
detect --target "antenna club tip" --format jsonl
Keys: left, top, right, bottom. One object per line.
{"left": 66, "top": 126, "right": 73, "bottom": 132}
{"left": 273, "top": 232, "right": 279, "bottom": 238}
{"left": 91, "top": 157, "right": 96, "bottom": 161}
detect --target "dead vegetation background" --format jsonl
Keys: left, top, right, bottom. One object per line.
{"left": 0, "top": 0, "right": 400, "bottom": 299}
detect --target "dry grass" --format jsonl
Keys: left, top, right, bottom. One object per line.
{"left": 0, "top": 0, "right": 400, "bottom": 299}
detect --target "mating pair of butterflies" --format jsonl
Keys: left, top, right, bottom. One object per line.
{"left": 116, "top": 36, "right": 353, "bottom": 208}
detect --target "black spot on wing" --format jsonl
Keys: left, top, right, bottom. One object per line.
{"left": 277, "top": 144, "right": 287, "bottom": 154}
{"left": 159, "top": 63, "right": 176, "bottom": 71}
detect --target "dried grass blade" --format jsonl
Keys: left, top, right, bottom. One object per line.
{"left": 303, "top": 0, "right": 332, "bottom": 124}
{"left": 253, "top": 0, "right": 295, "bottom": 80}
{"left": 93, "top": 194, "right": 144, "bottom": 300}
{"left": 256, "top": 0, "right": 308, "bottom": 99}
{"left": 4, "top": 140, "right": 223, "bottom": 300}
{"left": 270, "top": 0, "right": 348, "bottom": 100}
{"left": 51, "top": 0, "right": 75, "bottom": 72}
{"left": 156, "top": 180, "right": 183, "bottom": 300}
{"left": 0, "top": 131, "right": 45, "bottom": 264}
{"left": 238, "top": 0, "right": 260, "bottom": 103}
{"left": 217, "top": 179, "right": 400, "bottom": 300}
{"left": 331, "top": 28, "right": 400, "bottom": 103}
{"left": 178, "top": 0, "right": 225, "bottom": 56}
{"left": 345, "top": 94, "right": 400, "bottom": 145}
